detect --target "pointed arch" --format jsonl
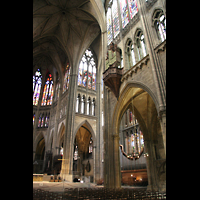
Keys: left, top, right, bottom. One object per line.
{"left": 33, "top": 131, "right": 46, "bottom": 152}
{"left": 74, "top": 120, "right": 96, "bottom": 146}
{"left": 56, "top": 122, "right": 65, "bottom": 147}
{"left": 112, "top": 80, "right": 159, "bottom": 139}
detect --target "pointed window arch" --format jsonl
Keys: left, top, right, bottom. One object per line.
{"left": 78, "top": 49, "right": 96, "bottom": 90}
{"left": 153, "top": 10, "right": 166, "bottom": 42}
{"left": 33, "top": 69, "right": 42, "bottom": 106}
{"left": 41, "top": 73, "right": 54, "bottom": 106}
{"left": 126, "top": 39, "right": 136, "bottom": 69}
{"left": 135, "top": 29, "right": 147, "bottom": 60}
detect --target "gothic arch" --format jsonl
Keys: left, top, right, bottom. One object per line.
{"left": 74, "top": 120, "right": 96, "bottom": 146}
{"left": 56, "top": 122, "right": 65, "bottom": 147}
{"left": 33, "top": 131, "right": 46, "bottom": 152}
{"left": 112, "top": 80, "right": 159, "bottom": 139}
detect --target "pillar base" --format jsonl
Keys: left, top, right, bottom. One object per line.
{"left": 60, "top": 174, "right": 73, "bottom": 182}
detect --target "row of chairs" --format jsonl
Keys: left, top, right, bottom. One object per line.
{"left": 33, "top": 188, "right": 166, "bottom": 200}
{"left": 33, "top": 189, "right": 63, "bottom": 200}
{"left": 63, "top": 188, "right": 166, "bottom": 199}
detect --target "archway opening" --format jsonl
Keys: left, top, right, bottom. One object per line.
{"left": 119, "top": 107, "right": 148, "bottom": 186}
{"left": 73, "top": 123, "right": 94, "bottom": 183}
{"left": 34, "top": 137, "right": 45, "bottom": 174}
{"left": 108, "top": 84, "right": 166, "bottom": 190}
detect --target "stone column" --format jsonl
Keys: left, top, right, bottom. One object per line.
{"left": 113, "top": 134, "right": 121, "bottom": 188}
{"left": 159, "top": 110, "right": 166, "bottom": 157}
{"left": 144, "top": 139, "right": 159, "bottom": 191}
{"left": 60, "top": 72, "right": 78, "bottom": 182}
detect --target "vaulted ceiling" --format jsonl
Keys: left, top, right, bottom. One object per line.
{"left": 33, "top": 0, "right": 104, "bottom": 78}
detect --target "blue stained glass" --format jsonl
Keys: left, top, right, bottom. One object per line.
{"left": 120, "top": 0, "right": 129, "bottom": 28}
{"left": 112, "top": 0, "right": 120, "bottom": 38}
{"left": 107, "top": 7, "right": 113, "bottom": 45}
{"left": 128, "top": 0, "right": 138, "bottom": 19}
{"left": 33, "top": 69, "right": 42, "bottom": 106}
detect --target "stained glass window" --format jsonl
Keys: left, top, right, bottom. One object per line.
{"left": 128, "top": 0, "right": 138, "bottom": 19}
{"left": 33, "top": 69, "right": 42, "bottom": 106}
{"left": 112, "top": 0, "right": 120, "bottom": 38}
{"left": 88, "top": 64, "right": 92, "bottom": 89}
{"left": 63, "top": 64, "right": 71, "bottom": 93}
{"left": 41, "top": 73, "right": 54, "bottom": 106}
{"left": 120, "top": 0, "right": 129, "bottom": 28}
{"left": 78, "top": 49, "right": 96, "bottom": 90}
{"left": 38, "top": 113, "right": 42, "bottom": 127}
{"left": 41, "top": 115, "right": 44, "bottom": 127}
{"left": 92, "top": 65, "right": 96, "bottom": 90}
{"left": 44, "top": 115, "right": 49, "bottom": 127}
{"left": 33, "top": 114, "right": 35, "bottom": 126}
{"left": 107, "top": 7, "right": 113, "bottom": 45}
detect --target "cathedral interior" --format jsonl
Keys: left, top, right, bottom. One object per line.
{"left": 33, "top": 0, "right": 166, "bottom": 193}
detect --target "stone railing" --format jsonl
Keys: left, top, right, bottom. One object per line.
{"left": 121, "top": 54, "right": 150, "bottom": 83}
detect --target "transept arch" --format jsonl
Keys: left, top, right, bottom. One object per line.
{"left": 109, "top": 81, "right": 165, "bottom": 190}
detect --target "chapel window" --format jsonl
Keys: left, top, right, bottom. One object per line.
{"left": 33, "top": 69, "right": 42, "bottom": 106}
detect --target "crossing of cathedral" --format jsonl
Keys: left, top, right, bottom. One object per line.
{"left": 33, "top": 0, "right": 166, "bottom": 197}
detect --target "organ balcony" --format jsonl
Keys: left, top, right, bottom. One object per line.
{"left": 103, "top": 42, "right": 123, "bottom": 99}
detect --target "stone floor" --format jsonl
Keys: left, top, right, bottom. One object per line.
{"left": 33, "top": 181, "right": 148, "bottom": 192}
{"left": 33, "top": 181, "right": 98, "bottom": 192}
{"left": 33, "top": 181, "right": 166, "bottom": 199}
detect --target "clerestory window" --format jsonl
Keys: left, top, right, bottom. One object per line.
{"left": 78, "top": 49, "right": 96, "bottom": 90}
